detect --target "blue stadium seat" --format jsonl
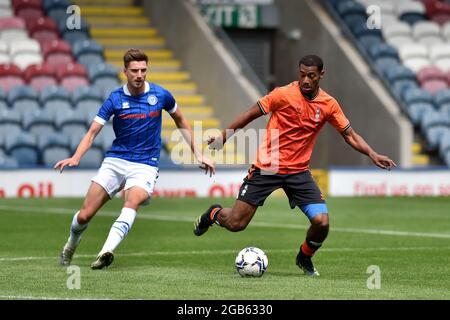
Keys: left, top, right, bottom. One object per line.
{"left": 22, "top": 109, "right": 56, "bottom": 136}
{"left": 337, "top": 1, "right": 367, "bottom": 28}
{"left": 434, "top": 89, "right": 450, "bottom": 108}
{"left": 43, "top": 0, "right": 72, "bottom": 12}
{"left": 40, "top": 85, "right": 73, "bottom": 115}
{"left": 407, "top": 102, "right": 435, "bottom": 127}
{"left": 420, "top": 110, "right": 450, "bottom": 151}
{"left": 7, "top": 85, "right": 40, "bottom": 113}
{"left": 0, "top": 109, "right": 22, "bottom": 137}
{"left": 96, "top": 123, "right": 115, "bottom": 152}
{"left": 72, "top": 39, "right": 104, "bottom": 68}
{"left": 0, "top": 150, "right": 19, "bottom": 169}
{"left": 55, "top": 110, "right": 88, "bottom": 136}
{"left": 5, "top": 132, "right": 39, "bottom": 166}
{"left": 38, "top": 132, "right": 71, "bottom": 167}
{"left": 69, "top": 133, "right": 103, "bottom": 168}
{"left": 384, "top": 65, "right": 416, "bottom": 84}
{"left": 88, "top": 63, "right": 121, "bottom": 94}
{"left": 72, "top": 85, "right": 103, "bottom": 114}
{"left": 0, "top": 88, "right": 8, "bottom": 112}
{"left": 403, "top": 88, "right": 434, "bottom": 106}
{"left": 368, "top": 43, "right": 399, "bottom": 61}
{"left": 438, "top": 130, "right": 450, "bottom": 160}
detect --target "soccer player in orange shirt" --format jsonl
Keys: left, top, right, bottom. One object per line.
{"left": 194, "top": 55, "right": 396, "bottom": 276}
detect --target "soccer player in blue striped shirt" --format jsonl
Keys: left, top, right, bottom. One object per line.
{"left": 55, "top": 48, "right": 215, "bottom": 269}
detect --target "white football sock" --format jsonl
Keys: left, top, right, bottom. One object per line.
{"left": 67, "top": 211, "right": 88, "bottom": 248}
{"left": 99, "top": 207, "right": 137, "bottom": 255}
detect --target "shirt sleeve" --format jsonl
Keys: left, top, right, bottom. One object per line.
{"left": 257, "top": 87, "right": 282, "bottom": 115}
{"left": 328, "top": 99, "right": 351, "bottom": 133}
{"left": 95, "top": 94, "right": 115, "bottom": 125}
{"left": 163, "top": 88, "right": 177, "bottom": 114}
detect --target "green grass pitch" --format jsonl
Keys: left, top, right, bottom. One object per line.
{"left": 0, "top": 196, "right": 449, "bottom": 300}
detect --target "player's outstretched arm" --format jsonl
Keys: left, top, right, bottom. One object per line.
{"left": 169, "top": 108, "right": 215, "bottom": 177}
{"left": 54, "top": 121, "right": 103, "bottom": 173}
{"left": 341, "top": 126, "right": 397, "bottom": 170}
{"left": 208, "top": 104, "right": 263, "bottom": 150}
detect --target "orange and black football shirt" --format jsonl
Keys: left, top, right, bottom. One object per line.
{"left": 255, "top": 81, "right": 350, "bottom": 174}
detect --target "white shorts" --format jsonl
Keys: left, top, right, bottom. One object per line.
{"left": 91, "top": 157, "right": 159, "bottom": 200}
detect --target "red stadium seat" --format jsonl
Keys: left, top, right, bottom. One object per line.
{"left": 57, "top": 62, "right": 89, "bottom": 92}
{"left": 29, "top": 17, "right": 59, "bottom": 45}
{"left": 0, "top": 63, "right": 25, "bottom": 92}
{"left": 13, "top": 0, "right": 44, "bottom": 23}
{"left": 422, "top": 79, "right": 448, "bottom": 94}
{"left": 23, "top": 63, "right": 57, "bottom": 91}
{"left": 416, "top": 66, "right": 447, "bottom": 84}
{"left": 41, "top": 39, "right": 73, "bottom": 71}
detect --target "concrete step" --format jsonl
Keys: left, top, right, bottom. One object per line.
{"left": 80, "top": 6, "right": 144, "bottom": 16}
{"left": 109, "top": 59, "right": 181, "bottom": 72}
{"left": 119, "top": 71, "right": 191, "bottom": 83}
{"left": 95, "top": 37, "right": 165, "bottom": 47}
{"left": 91, "top": 28, "right": 157, "bottom": 38}
{"left": 84, "top": 16, "right": 150, "bottom": 27}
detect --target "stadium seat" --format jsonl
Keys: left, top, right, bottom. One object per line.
{"left": 29, "top": 17, "right": 59, "bottom": 45}
{"left": 396, "top": 1, "right": 426, "bottom": 25}
{"left": 0, "top": 87, "right": 7, "bottom": 112}
{"left": 336, "top": 1, "right": 367, "bottom": 29}
{"left": 422, "top": 79, "right": 448, "bottom": 94}
{"left": 5, "top": 132, "right": 39, "bottom": 166}
{"left": 43, "top": 0, "right": 71, "bottom": 12}
{"left": 10, "top": 38, "right": 43, "bottom": 70}
{"left": 403, "top": 87, "right": 434, "bottom": 105}
{"left": 0, "top": 109, "right": 22, "bottom": 137}
{"left": 412, "top": 20, "right": 443, "bottom": 45}
{"left": 438, "top": 130, "right": 450, "bottom": 159}
{"left": 88, "top": 63, "right": 121, "bottom": 94}
{"left": 55, "top": 110, "right": 88, "bottom": 136}
{"left": 72, "top": 39, "right": 104, "bottom": 68}
{"left": 368, "top": 43, "right": 399, "bottom": 61}
{"left": 23, "top": 63, "right": 57, "bottom": 91}
{"left": 72, "top": 85, "right": 103, "bottom": 114}
{"left": 0, "top": 63, "right": 24, "bottom": 91}
{"left": 0, "top": 39, "right": 9, "bottom": 63}
{"left": 384, "top": 64, "right": 417, "bottom": 84}
{"left": 41, "top": 39, "right": 74, "bottom": 71}
{"left": 382, "top": 21, "right": 414, "bottom": 48}
{"left": 0, "top": 16, "right": 28, "bottom": 42}
{"left": 96, "top": 123, "right": 115, "bottom": 152}
{"left": 0, "top": 152, "right": 19, "bottom": 169}
{"left": 38, "top": 132, "right": 71, "bottom": 167}
{"left": 416, "top": 65, "right": 447, "bottom": 84}
{"left": 434, "top": 88, "right": 450, "bottom": 107}
{"left": 40, "top": 85, "right": 73, "bottom": 115}
{"left": 407, "top": 102, "right": 435, "bottom": 126}
{"left": 398, "top": 43, "right": 431, "bottom": 72}
{"left": 69, "top": 132, "right": 103, "bottom": 168}
{"left": 13, "top": 0, "right": 44, "bottom": 22}
{"left": 22, "top": 109, "right": 56, "bottom": 136}
{"left": 56, "top": 62, "right": 89, "bottom": 92}
{"left": 420, "top": 109, "right": 450, "bottom": 151}
{"left": 7, "top": 85, "right": 40, "bottom": 113}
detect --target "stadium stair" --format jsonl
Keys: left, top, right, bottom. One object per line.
{"left": 74, "top": 0, "right": 242, "bottom": 165}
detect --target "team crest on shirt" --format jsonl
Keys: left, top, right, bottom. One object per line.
{"left": 148, "top": 95, "right": 158, "bottom": 105}
{"left": 314, "top": 107, "right": 321, "bottom": 121}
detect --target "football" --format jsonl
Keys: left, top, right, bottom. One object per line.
{"left": 235, "top": 247, "right": 268, "bottom": 277}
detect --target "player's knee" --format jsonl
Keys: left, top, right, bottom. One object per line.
{"left": 77, "top": 211, "right": 91, "bottom": 224}
{"left": 311, "top": 215, "right": 329, "bottom": 232}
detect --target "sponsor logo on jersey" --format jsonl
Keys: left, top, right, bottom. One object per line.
{"left": 122, "top": 102, "right": 130, "bottom": 109}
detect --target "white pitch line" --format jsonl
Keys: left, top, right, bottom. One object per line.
{"left": 0, "top": 205, "right": 450, "bottom": 239}
{"left": 1, "top": 246, "right": 449, "bottom": 263}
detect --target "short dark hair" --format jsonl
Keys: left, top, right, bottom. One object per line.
{"left": 123, "top": 48, "right": 148, "bottom": 68}
{"left": 298, "top": 55, "right": 324, "bottom": 72}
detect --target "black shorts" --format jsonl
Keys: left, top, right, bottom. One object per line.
{"left": 237, "top": 165, "right": 325, "bottom": 209}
